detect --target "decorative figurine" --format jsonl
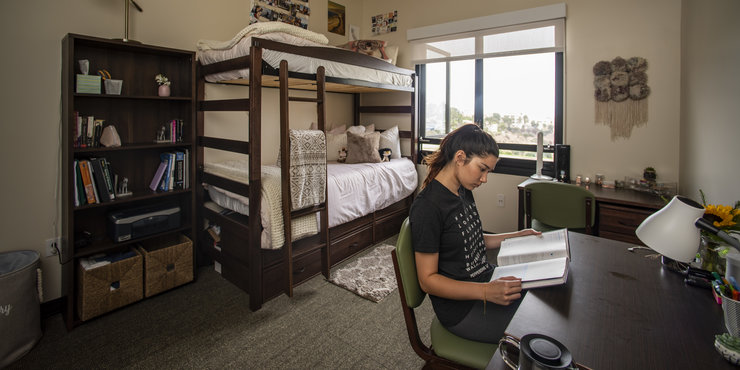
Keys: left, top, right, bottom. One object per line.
{"left": 337, "top": 147, "right": 347, "bottom": 163}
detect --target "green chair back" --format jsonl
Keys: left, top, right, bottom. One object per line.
{"left": 392, "top": 217, "right": 498, "bottom": 369}
{"left": 394, "top": 217, "right": 425, "bottom": 308}
{"left": 524, "top": 181, "right": 596, "bottom": 233}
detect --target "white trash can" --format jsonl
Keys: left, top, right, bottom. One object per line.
{"left": 0, "top": 250, "right": 42, "bottom": 367}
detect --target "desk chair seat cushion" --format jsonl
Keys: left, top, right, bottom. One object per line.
{"left": 431, "top": 317, "right": 498, "bottom": 369}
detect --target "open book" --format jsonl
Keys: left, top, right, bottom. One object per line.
{"left": 490, "top": 228, "right": 570, "bottom": 289}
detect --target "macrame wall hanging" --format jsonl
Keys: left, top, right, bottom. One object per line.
{"left": 593, "top": 57, "right": 650, "bottom": 140}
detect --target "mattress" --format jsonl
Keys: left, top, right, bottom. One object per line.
{"left": 196, "top": 32, "right": 413, "bottom": 88}
{"left": 203, "top": 158, "right": 418, "bottom": 249}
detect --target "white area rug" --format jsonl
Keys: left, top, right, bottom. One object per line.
{"left": 328, "top": 244, "right": 397, "bottom": 302}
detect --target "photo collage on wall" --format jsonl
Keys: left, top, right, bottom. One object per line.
{"left": 371, "top": 10, "right": 397, "bottom": 35}
{"left": 250, "top": 0, "right": 310, "bottom": 29}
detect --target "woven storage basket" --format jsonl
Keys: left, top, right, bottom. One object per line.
{"left": 137, "top": 234, "right": 193, "bottom": 297}
{"left": 77, "top": 249, "right": 143, "bottom": 321}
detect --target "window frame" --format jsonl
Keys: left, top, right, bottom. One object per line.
{"left": 414, "top": 19, "right": 565, "bottom": 177}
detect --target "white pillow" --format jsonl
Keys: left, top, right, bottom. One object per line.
{"left": 378, "top": 125, "right": 401, "bottom": 159}
{"left": 328, "top": 124, "right": 346, "bottom": 134}
{"left": 346, "top": 125, "right": 366, "bottom": 135}
{"left": 326, "top": 132, "right": 346, "bottom": 161}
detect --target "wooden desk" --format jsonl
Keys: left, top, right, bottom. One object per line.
{"left": 517, "top": 179, "right": 665, "bottom": 245}
{"left": 487, "top": 232, "right": 733, "bottom": 370}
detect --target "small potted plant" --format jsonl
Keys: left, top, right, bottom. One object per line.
{"left": 643, "top": 167, "right": 657, "bottom": 183}
{"left": 155, "top": 73, "right": 171, "bottom": 97}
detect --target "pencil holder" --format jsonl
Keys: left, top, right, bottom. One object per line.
{"left": 722, "top": 292, "right": 740, "bottom": 336}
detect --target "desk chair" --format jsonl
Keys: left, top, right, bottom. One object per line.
{"left": 524, "top": 181, "right": 596, "bottom": 234}
{"left": 391, "top": 218, "right": 497, "bottom": 369}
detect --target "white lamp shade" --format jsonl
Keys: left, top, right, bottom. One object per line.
{"left": 635, "top": 195, "right": 705, "bottom": 262}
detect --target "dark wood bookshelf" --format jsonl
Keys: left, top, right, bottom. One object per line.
{"left": 61, "top": 33, "right": 196, "bottom": 330}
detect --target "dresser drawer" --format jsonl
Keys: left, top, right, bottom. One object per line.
{"left": 598, "top": 203, "right": 656, "bottom": 244}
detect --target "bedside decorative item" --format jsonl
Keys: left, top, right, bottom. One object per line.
{"left": 696, "top": 190, "right": 740, "bottom": 274}
{"left": 155, "top": 73, "right": 171, "bottom": 97}
{"left": 643, "top": 167, "right": 657, "bottom": 183}
{"left": 100, "top": 125, "right": 121, "bottom": 147}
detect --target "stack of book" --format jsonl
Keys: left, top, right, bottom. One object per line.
{"left": 155, "top": 119, "right": 185, "bottom": 143}
{"left": 149, "top": 150, "right": 190, "bottom": 192}
{"left": 73, "top": 157, "right": 116, "bottom": 206}
{"left": 73, "top": 112, "right": 107, "bottom": 148}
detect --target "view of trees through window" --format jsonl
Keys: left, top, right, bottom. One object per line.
{"left": 422, "top": 52, "right": 556, "bottom": 161}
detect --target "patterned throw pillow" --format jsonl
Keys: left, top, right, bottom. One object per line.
{"left": 346, "top": 131, "right": 381, "bottom": 164}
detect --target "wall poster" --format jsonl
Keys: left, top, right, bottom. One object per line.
{"left": 328, "top": 1, "right": 346, "bottom": 35}
{"left": 371, "top": 10, "right": 397, "bottom": 35}
{"left": 250, "top": 0, "right": 311, "bottom": 29}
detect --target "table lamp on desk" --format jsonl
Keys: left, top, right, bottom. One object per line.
{"left": 636, "top": 195, "right": 740, "bottom": 279}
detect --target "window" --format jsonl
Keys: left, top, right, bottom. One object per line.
{"left": 414, "top": 17, "right": 564, "bottom": 177}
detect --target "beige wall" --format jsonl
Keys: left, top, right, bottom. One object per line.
{"left": 358, "top": 0, "right": 686, "bottom": 233}
{"left": 1, "top": 0, "right": 737, "bottom": 302}
{"left": 680, "top": 0, "right": 740, "bottom": 206}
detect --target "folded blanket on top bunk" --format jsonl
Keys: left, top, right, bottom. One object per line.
{"left": 204, "top": 158, "right": 418, "bottom": 250}
{"left": 195, "top": 22, "right": 413, "bottom": 88}
{"left": 196, "top": 21, "right": 328, "bottom": 51}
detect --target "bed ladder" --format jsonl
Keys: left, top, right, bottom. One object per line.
{"left": 196, "top": 46, "right": 265, "bottom": 311}
{"left": 278, "top": 60, "right": 330, "bottom": 297}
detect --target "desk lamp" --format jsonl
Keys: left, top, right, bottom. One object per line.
{"left": 636, "top": 195, "right": 740, "bottom": 269}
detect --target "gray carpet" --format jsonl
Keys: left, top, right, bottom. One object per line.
{"left": 7, "top": 236, "right": 434, "bottom": 369}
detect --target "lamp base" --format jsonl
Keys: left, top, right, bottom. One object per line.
{"left": 112, "top": 38, "right": 142, "bottom": 44}
{"left": 661, "top": 256, "right": 690, "bottom": 274}
{"left": 530, "top": 174, "right": 553, "bottom": 181}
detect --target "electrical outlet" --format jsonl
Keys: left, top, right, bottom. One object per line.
{"left": 45, "top": 237, "right": 61, "bottom": 257}
{"left": 497, "top": 194, "right": 505, "bottom": 208}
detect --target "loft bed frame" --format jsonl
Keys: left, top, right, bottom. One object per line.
{"left": 196, "top": 37, "right": 418, "bottom": 310}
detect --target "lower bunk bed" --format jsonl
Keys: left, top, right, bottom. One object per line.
{"left": 199, "top": 158, "right": 417, "bottom": 309}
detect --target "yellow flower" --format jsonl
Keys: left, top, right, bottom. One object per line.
{"left": 705, "top": 204, "right": 738, "bottom": 228}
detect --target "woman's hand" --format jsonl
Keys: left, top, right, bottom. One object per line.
{"left": 518, "top": 228, "right": 542, "bottom": 237}
{"left": 485, "top": 276, "right": 523, "bottom": 305}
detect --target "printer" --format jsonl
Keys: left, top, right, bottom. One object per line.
{"left": 108, "top": 203, "right": 181, "bottom": 242}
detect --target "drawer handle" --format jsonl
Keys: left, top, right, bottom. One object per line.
{"left": 617, "top": 220, "right": 635, "bottom": 226}
{"left": 294, "top": 267, "right": 306, "bottom": 275}
{"left": 350, "top": 242, "right": 359, "bottom": 248}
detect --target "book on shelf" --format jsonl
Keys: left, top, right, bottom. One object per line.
{"left": 183, "top": 149, "right": 189, "bottom": 189}
{"left": 100, "top": 158, "right": 116, "bottom": 200}
{"left": 77, "top": 159, "right": 97, "bottom": 204}
{"left": 174, "top": 151, "right": 184, "bottom": 190}
{"left": 490, "top": 228, "right": 570, "bottom": 289}
{"left": 158, "top": 152, "right": 173, "bottom": 191}
{"left": 89, "top": 158, "right": 111, "bottom": 202}
{"left": 73, "top": 160, "right": 81, "bottom": 206}
{"left": 167, "top": 152, "right": 175, "bottom": 190}
{"left": 149, "top": 160, "right": 168, "bottom": 191}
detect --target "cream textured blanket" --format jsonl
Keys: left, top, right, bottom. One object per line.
{"left": 286, "top": 129, "right": 326, "bottom": 210}
{"left": 197, "top": 21, "right": 329, "bottom": 51}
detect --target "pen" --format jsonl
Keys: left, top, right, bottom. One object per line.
{"left": 730, "top": 276, "right": 740, "bottom": 291}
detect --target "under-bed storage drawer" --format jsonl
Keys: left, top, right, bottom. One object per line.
{"left": 375, "top": 209, "right": 409, "bottom": 242}
{"left": 262, "top": 248, "right": 323, "bottom": 300}
{"left": 331, "top": 225, "right": 373, "bottom": 265}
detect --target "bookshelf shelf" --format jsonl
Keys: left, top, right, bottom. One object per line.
{"left": 73, "top": 142, "right": 194, "bottom": 154}
{"left": 62, "top": 33, "right": 196, "bottom": 330}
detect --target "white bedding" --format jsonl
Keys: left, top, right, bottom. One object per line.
{"left": 203, "top": 158, "right": 417, "bottom": 249}
{"left": 196, "top": 31, "right": 413, "bottom": 88}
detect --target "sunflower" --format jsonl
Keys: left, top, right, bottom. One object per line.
{"left": 704, "top": 204, "right": 739, "bottom": 228}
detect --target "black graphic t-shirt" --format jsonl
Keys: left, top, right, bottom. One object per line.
{"left": 409, "top": 179, "right": 494, "bottom": 327}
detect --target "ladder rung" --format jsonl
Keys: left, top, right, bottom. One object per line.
{"left": 289, "top": 96, "right": 320, "bottom": 103}
{"left": 291, "top": 204, "right": 326, "bottom": 218}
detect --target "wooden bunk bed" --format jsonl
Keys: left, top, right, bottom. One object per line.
{"left": 196, "top": 33, "right": 418, "bottom": 311}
